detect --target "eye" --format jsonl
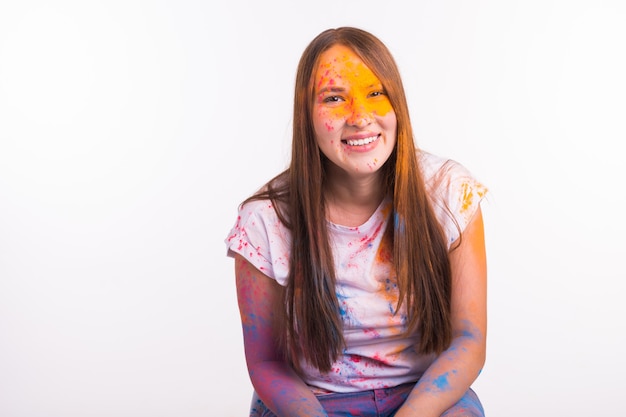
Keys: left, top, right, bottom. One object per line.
{"left": 368, "top": 90, "right": 387, "bottom": 98}
{"left": 322, "top": 95, "right": 344, "bottom": 103}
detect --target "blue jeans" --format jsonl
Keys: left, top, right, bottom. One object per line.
{"left": 249, "top": 383, "right": 484, "bottom": 417}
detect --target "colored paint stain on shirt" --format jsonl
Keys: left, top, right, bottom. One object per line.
{"left": 225, "top": 151, "right": 488, "bottom": 392}
{"left": 375, "top": 231, "right": 393, "bottom": 263}
{"left": 460, "top": 180, "right": 487, "bottom": 215}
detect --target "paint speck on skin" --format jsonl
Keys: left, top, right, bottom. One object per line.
{"left": 457, "top": 319, "right": 483, "bottom": 341}
{"left": 367, "top": 158, "right": 379, "bottom": 171}
{"left": 433, "top": 372, "right": 451, "bottom": 391}
{"left": 461, "top": 329, "right": 474, "bottom": 339}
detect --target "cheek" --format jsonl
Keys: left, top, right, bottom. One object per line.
{"left": 365, "top": 99, "right": 393, "bottom": 117}
{"left": 315, "top": 108, "right": 340, "bottom": 132}
{"left": 378, "top": 108, "right": 398, "bottom": 131}
{"left": 328, "top": 105, "right": 350, "bottom": 120}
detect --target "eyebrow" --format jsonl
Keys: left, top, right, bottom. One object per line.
{"left": 317, "top": 83, "right": 384, "bottom": 94}
{"left": 317, "top": 86, "right": 346, "bottom": 94}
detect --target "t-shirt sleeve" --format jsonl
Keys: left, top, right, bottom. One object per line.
{"left": 424, "top": 156, "right": 488, "bottom": 246}
{"left": 224, "top": 199, "right": 291, "bottom": 285}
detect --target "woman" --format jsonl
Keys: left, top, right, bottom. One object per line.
{"left": 225, "top": 26, "right": 488, "bottom": 417}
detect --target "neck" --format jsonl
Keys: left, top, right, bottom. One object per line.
{"left": 324, "top": 168, "right": 385, "bottom": 227}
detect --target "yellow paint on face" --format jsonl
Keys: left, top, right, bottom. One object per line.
{"left": 315, "top": 46, "right": 393, "bottom": 123}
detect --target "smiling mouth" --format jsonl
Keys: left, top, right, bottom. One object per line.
{"left": 341, "top": 135, "right": 379, "bottom": 146}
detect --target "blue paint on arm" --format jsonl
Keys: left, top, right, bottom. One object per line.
{"left": 461, "top": 329, "right": 475, "bottom": 339}
{"left": 432, "top": 372, "right": 451, "bottom": 391}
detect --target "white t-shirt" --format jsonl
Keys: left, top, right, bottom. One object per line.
{"left": 225, "top": 151, "right": 487, "bottom": 393}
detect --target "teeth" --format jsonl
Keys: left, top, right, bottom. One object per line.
{"left": 345, "top": 135, "right": 378, "bottom": 146}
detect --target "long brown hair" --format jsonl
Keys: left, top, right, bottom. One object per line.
{"left": 243, "top": 27, "right": 452, "bottom": 373}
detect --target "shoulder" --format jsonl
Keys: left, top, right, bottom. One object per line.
{"left": 239, "top": 198, "right": 282, "bottom": 222}
{"left": 418, "top": 150, "right": 485, "bottom": 196}
{"left": 418, "top": 150, "right": 473, "bottom": 183}
{"left": 417, "top": 150, "right": 488, "bottom": 244}
{"left": 225, "top": 197, "right": 291, "bottom": 284}
{"left": 237, "top": 173, "right": 290, "bottom": 229}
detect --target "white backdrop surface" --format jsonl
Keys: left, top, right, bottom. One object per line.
{"left": 1, "top": 1, "right": 625, "bottom": 416}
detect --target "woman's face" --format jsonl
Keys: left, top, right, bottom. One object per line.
{"left": 312, "top": 44, "right": 397, "bottom": 177}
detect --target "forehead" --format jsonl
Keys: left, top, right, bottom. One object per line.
{"left": 317, "top": 44, "right": 360, "bottom": 68}
{"left": 314, "top": 44, "right": 379, "bottom": 87}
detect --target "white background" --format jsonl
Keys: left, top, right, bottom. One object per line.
{"left": 1, "top": 1, "right": 625, "bottom": 416}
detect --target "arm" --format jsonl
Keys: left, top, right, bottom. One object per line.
{"left": 234, "top": 254, "right": 329, "bottom": 417}
{"left": 395, "top": 207, "right": 487, "bottom": 417}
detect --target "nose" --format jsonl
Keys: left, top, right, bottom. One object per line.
{"left": 346, "top": 98, "right": 373, "bottom": 128}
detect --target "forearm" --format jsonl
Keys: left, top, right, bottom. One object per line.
{"left": 394, "top": 333, "right": 485, "bottom": 417}
{"left": 249, "top": 360, "right": 328, "bottom": 417}
{"left": 395, "top": 208, "right": 488, "bottom": 416}
{"left": 235, "top": 255, "right": 325, "bottom": 416}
